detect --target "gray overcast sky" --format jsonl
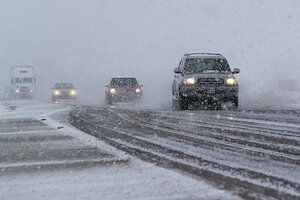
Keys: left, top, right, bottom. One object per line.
{"left": 1, "top": 0, "right": 300, "bottom": 108}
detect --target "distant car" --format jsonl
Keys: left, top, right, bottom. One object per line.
{"left": 52, "top": 83, "right": 77, "bottom": 101}
{"left": 172, "top": 53, "right": 240, "bottom": 110}
{"left": 105, "top": 77, "right": 142, "bottom": 104}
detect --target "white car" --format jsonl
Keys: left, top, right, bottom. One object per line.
{"left": 52, "top": 83, "right": 77, "bottom": 101}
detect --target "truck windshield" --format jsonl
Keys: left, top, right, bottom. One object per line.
{"left": 184, "top": 58, "right": 231, "bottom": 73}
{"left": 110, "top": 78, "right": 138, "bottom": 87}
{"left": 15, "top": 78, "right": 33, "bottom": 83}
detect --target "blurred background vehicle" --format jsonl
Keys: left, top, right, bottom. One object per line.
{"left": 5, "top": 66, "right": 36, "bottom": 99}
{"left": 52, "top": 83, "right": 77, "bottom": 101}
{"left": 105, "top": 77, "right": 142, "bottom": 105}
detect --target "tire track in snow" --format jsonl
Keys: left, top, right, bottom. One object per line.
{"left": 69, "top": 106, "right": 300, "bottom": 200}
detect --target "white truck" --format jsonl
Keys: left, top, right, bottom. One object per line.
{"left": 6, "top": 66, "right": 36, "bottom": 99}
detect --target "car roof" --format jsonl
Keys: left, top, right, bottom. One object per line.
{"left": 55, "top": 83, "right": 74, "bottom": 85}
{"left": 184, "top": 53, "right": 225, "bottom": 59}
{"left": 111, "top": 77, "right": 137, "bottom": 79}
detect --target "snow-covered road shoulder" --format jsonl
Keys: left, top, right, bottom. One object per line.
{"left": 0, "top": 100, "right": 129, "bottom": 174}
{"left": 39, "top": 106, "right": 129, "bottom": 160}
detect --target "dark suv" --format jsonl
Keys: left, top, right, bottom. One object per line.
{"left": 105, "top": 77, "right": 142, "bottom": 104}
{"left": 172, "top": 53, "right": 240, "bottom": 110}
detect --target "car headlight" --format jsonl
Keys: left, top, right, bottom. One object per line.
{"left": 135, "top": 88, "right": 141, "bottom": 93}
{"left": 30, "top": 89, "right": 34, "bottom": 93}
{"left": 54, "top": 90, "right": 60, "bottom": 95}
{"left": 183, "top": 77, "right": 196, "bottom": 85}
{"left": 70, "top": 90, "right": 76, "bottom": 96}
{"left": 226, "top": 78, "right": 238, "bottom": 85}
{"left": 15, "top": 89, "right": 20, "bottom": 93}
{"left": 109, "top": 88, "right": 116, "bottom": 94}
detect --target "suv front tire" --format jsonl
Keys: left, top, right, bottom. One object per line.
{"left": 178, "top": 93, "right": 188, "bottom": 110}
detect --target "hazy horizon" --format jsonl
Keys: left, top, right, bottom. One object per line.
{"left": 1, "top": 0, "right": 299, "bottom": 109}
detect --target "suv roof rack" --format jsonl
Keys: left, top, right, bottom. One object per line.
{"left": 184, "top": 53, "right": 222, "bottom": 57}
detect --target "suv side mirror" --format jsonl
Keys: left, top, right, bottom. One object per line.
{"left": 232, "top": 68, "right": 240, "bottom": 74}
{"left": 174, "top": 67, "right": 182, "bottom": 74}
{"left": 139, "top": 85, "right": 143, "bottom": 88}
{"left": 105, "top": 85, "right": 109, "bottom": 87}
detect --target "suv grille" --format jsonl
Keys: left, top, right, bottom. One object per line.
{"left": 198, "top": 78, "right": 224, "bottom": 85}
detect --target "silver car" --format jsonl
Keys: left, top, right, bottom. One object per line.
{"left": 52, "top": 83, "right": 77, "bottom": 101}
{"left": 172, "top": 53, "right": 240, "bottom": 110}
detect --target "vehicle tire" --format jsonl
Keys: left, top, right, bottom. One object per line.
{"left": 172, "top": 90, "right": 179, "bottom": 110}
{"left": 172, "top": 99, "right": 179, "bottom": 110}
{"left": 179, "top": 93, "right": 188, "bottom": 110}
{"left": 232, "top": 97, "right": 239, "bottom": 109}
{"left": 215, "top": 102, "right": 223, "bottom": 110}
{"left": 106, "top": 97, "right": 112, "bottom": 105}
{"left": 136, "top": 97, "right": 143, "bottom": 105}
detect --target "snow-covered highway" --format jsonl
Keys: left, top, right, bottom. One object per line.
{"left": 70, "top": 104, "right": 300, "bottom": 200}
{"left": 0, "top": 100, "right": 240, "bottom": 200}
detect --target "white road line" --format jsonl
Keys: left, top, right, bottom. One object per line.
{"left": 0, "top": 130, "right": 58, "bottom": 136}
{"left": 0, "top": 158, "right": 128, "bottom": 169}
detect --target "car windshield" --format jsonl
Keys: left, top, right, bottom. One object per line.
{"left": 15, "top": 78, "right": 33, "bottom": 83}
{"left": 184, "top": 58, "right": 231, "bottom": 73}
{"left": 55, "top": 83, "right": 74, "bottom": 89}
{"left": 110, "top": 78, "right": 138, "bottom": 87}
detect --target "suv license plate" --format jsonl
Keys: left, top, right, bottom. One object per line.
{"left": 207, "top": 88, "right": 215, "bottom": 94}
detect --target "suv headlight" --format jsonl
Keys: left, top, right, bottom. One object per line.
{"left": 135, "top": 88, "right": 141, "bottom": 93}
{"left": 183, "top": 77, "right": 196, "bottom": 85}
{"left": 54, "top": 90, "right": 60, "bottom": 95}
{"left": 110, "top": 88, "right": 116, "bottom": 94}
{"left": 226, "top": 78, "right": 238, "bottom": 85}
{"left": 70, "top": 90, "right": 76, "bottom": 96}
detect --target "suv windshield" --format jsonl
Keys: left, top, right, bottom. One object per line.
{"left": 184, "top": 58, "right": 231, "bottom": 73}
{"left": 55, "top": 83, "right": 74, "bottom": 89}
{"left": 110, "top": 78, "right": 138, "bottom": 87}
